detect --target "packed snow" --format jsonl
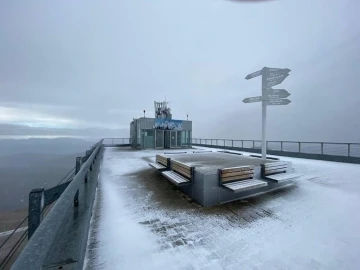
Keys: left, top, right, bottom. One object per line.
{"left": 84, "top": 147, "right": 360, "bottom": 270}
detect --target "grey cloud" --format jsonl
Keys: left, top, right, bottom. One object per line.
{"left": 0, "top": 0, "right": 359, "bottom": 141}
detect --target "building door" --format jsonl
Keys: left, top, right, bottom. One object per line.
{"left": 170, "top": 131, "right": 176, "bottom": 148}
{"left": 164, "top": 131, "right": 171, "bottom": 148}
{"left": 156, "top": 130, "right": 164, "bottom": 148}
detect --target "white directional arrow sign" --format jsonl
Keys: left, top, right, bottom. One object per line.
{"left": 264, "top": 74, "right": 289, "bottom": 89}
{"left": 245, "top": 70, "right": 262, "bottom": 80}
{"left": 264, "top": 89, "right": 290, "bottom": 99}
{"left": 265, "top": 99, "right": 291, "bottom": 105}
{"left": 262, "top": 67, "right": 291, "bottom": 89}
{"left": 243, "top": 96, "right": 263, "bottom": 103}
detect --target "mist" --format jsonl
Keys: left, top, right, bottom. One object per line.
{"left": 1, "top": 0, "right": 359, "bottom": 142}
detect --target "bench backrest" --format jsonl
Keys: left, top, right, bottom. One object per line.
{"left": 172, "top": 160, "right": 194, "bottom": 180}
{"left": 156, "top": 155, "right": 169, "bottom": 167}
{"left": 261, "top": 161, "right": 288, "bottom": 177}
{"left": 218, "top": 165, "right": 255, "bottom": 185}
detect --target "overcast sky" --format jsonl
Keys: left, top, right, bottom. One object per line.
{"left": 1, "top": 0, "right": 359, "bottom": 141}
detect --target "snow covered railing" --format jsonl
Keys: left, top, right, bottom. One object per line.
{"left": 12, "top": 140, "right": 104, "bottom": 270}
{"left": 192, "top": 138, "right": 360, "bottom": 164}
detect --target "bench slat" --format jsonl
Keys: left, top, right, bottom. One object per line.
{"left": 265, "top": 172, "right": 300, "bottom": 183}
{"left": 162, "top": 171, "right": 190, "bottom": 186}
{"left": 264, "top": 168, "right": 287, "bottom": 175}
{"left": 222, "top": 174, "right": 254, "bottom": 182}
{"left": 223, "top": 179, "right": 267, "bottom": 192}
{"left": 173, "top": 167, "right": 191, "bottom": 179}
{"left": 156, "top": 155, "right": 168, "bottom": 165}
{"left": 172, "top": 160, "right": 192, "bottom": 170}
{"left": 263, "top": 162, "right": 287, "bottom": 168}
{"left": 224, "top": 179, "right": 264, "bottom": 188}
{"left": 263, "top": 164, "right": 287, "bottom": 171}
{"left": 220, "top": 170, "right": 255, "bottom": 178}
{"left": 149, "top": 163, "right": 166, "bottom": 170}
{"left": 220, "top": 166, "right": 255, "bottom": 174}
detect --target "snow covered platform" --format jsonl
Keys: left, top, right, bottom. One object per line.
{"left": 85, "top": 147, "right": 360, "bottom": 270}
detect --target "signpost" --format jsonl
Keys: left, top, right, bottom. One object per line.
{"left": 242, "top": 96, "right": 263, "bottom": 103}
{"left": 244, "top": 67, "right": 291, "bottom": 159}
{"left": 245, "top": 70, "right": 262, "bottom": 80}
{"left": 264, "top": 89, "right": 290, "bottom": 99}
{"left": 265, "top": 99, "right": 291, "bottom": 105}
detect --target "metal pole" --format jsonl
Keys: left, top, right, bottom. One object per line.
{"left": 281, "top": 141, "right": 283, "bottom": 151}
{"left": 261, "top": 67, "right": 267, "bottom": 160}
{"left": 298, "top": 142, "right": 301, "bottom": 153}
{"left": 75, "top": 157, "right": 81, "bottom": 174}
{"left": 321, "top": 143, "right": 324, "bottom": 155}
{"left": 28, "top": 188, "right": 44, "bottom": 239}
{"left": 348, "top": 143, "right": 351, "bottom": 157}
{"left": 261, "top": 101, "right": 267, "bottom": 159}
{"left": 232, "top": 140, "right": 233, "bottom": 147}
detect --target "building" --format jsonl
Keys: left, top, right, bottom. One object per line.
{"left": 130, "top": 101, "right": 192, "bottom": 149}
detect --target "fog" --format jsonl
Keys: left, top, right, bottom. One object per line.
{"left": 1, "top": 0, "right": 359, "bottom": 142}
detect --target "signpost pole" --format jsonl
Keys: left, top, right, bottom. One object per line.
{"left": 262, "top": 100, "right": 267, "bottom": 159}
{"left": 261, "top": 67, "right": 267, "bottom": 160}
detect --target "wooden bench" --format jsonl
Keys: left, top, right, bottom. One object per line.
{"left": 219, "top": 166, "right": 267, "bottom": 193}
{"left": 148, "top": 155, "right": 170, "bottom": 171}
{"left": 261, "top": 161, "right": 300, "bottom": 183}
{"left": 161, "top": 160, "right": 194, "bottom": 186}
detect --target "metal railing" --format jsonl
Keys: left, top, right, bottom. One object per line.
{"left": 103, "top": 137, "right": 130, "bottom": 146}
{"left": 3, "top": 138, "right": 130, "bottom": 269}
{"left": 10, "top": 140, "right": 105, "bottom": 270}
{"left": 192, "top": 138, "right": 360, "bottom": 162}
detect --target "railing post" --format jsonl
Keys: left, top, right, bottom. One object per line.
{"left": 223, "top": 140, "right": 225, "bottom": 146}
{"left": 232, "top": 140, "right": 234, "bottom": 147}
{"left": 253, "top": 141, "right": 255, "bottom": 149}
{"left": 28, "top": 188, "right": 45, "bottom": 240}
{"left": 241, "top": 140, "right": 243, "bottom": 148}
{"left": 216, "top": 139, "right": 218, "bottom": 146}
{"left": 74, "top": 189, "right": 79, "bottom": 207}
{"left": 75, "top": 157, "right": 81, "bottom": 174}
{"left": 281, "top": 141, "right": 283, "bottom": 151}
{"left": 348, "top": 143, "right": 351, "bottom": 157}
{"left": 298, "top": 142, "right": 301, "bottom": 153}
{"left": 211, "top": 139, "right": 213, "bottom": 145}
{"left": 123, "top": 138, "right": 124, "bottom": 145}
{"left": 321, "top": 143, "right": 324, "bottom": 155}
{"left": 266, "top": 141, "right": 268, "bottom": 150}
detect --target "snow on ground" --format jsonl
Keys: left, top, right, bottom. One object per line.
{"left": 85, "top": 147, "right": 360, "bottom": 270}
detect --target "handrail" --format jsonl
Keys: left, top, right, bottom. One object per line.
{"left": 11, "top": 139, "right": 104, "bottom": 270}
{"left": 191, "top": 138, "right": 360, "bottom": 162}
{"left": 193, "top": 138, "right": 360, "bottom": 145}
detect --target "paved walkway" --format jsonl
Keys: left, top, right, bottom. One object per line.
{"left": 85, "top": 147, "right": 360, "bottom": 270}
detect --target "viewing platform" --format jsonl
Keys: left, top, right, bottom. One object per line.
{"left": 83, "top": 146, "right": 360, "bottom": 269}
